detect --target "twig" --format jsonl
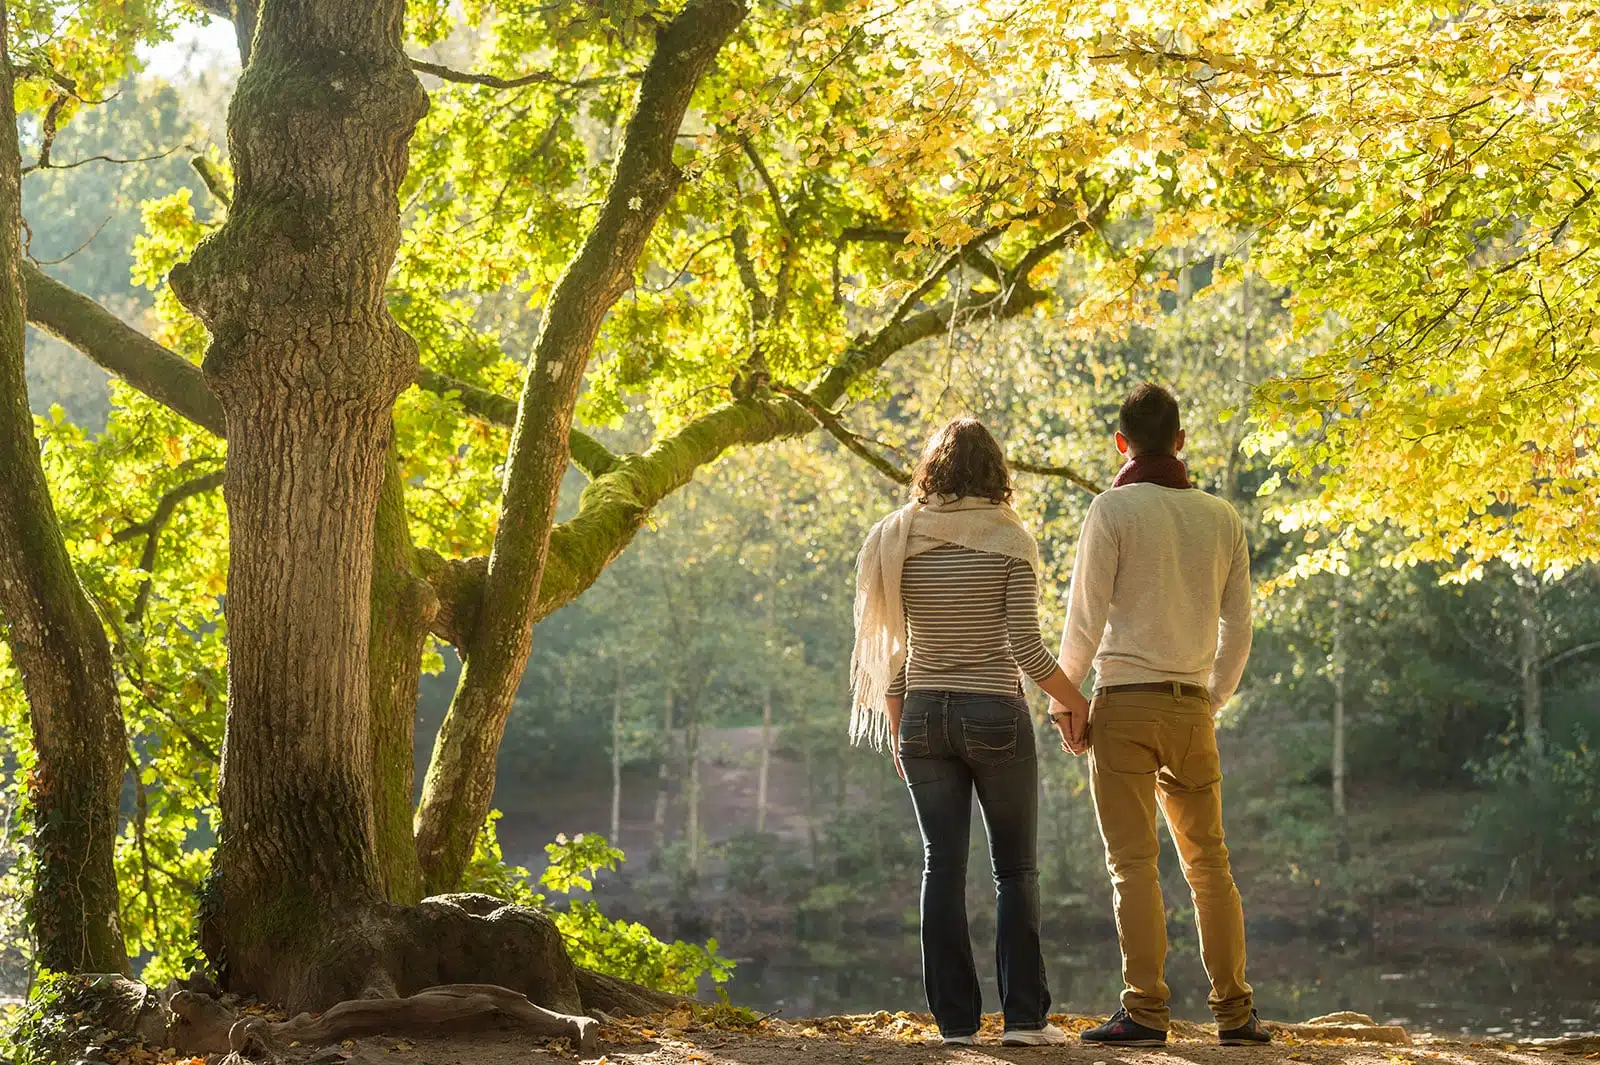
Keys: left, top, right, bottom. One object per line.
{"left": 28, "top": 216, "right": 111, "bottom": 266}
{"left": 1009, "top": 459, "right": 1102, "bottom": 496}
{"left": 774, "top": 384, "right": 912, "bottom": 485}
{"left": 409, "top": 58, "right": 625, "bottom": 92}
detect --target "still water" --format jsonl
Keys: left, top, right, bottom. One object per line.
{"left": 719, "top": 933, "right": 1600, "bottom": 1040}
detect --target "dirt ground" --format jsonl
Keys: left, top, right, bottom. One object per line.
{"left": 262, "top": 1011, "right": 1598, "bottom": 1065}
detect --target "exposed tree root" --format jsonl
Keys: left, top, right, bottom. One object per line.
{"left": 35, "top": 898, "right": 692, "bottom": 1063}
{"left": 576, "top": 968, "right": 696, "bottom": 1018}
{"left": 168, "top": 983, "right": 597, "bottom": 1061}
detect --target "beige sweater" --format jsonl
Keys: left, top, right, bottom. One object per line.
{"left": 1059, "top": 482, "right": 1253, "bottom": 704}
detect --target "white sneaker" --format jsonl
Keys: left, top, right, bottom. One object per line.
{"left": 1002, "top": 1023, "right": 1070, "bottom": 1046}
{"left": 941, "top": 1034, "right": 977, "bottom": 1045}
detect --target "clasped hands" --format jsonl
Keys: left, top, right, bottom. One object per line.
{"left": 1048, "top": 690, "right": 1091, "bottom": 756}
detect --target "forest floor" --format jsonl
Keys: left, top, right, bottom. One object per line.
{"left": 238, "top": 1011, "right": 1599, "bottom": 1065}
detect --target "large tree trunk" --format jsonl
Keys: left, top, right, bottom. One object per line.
{"left": 0, "top": 10, "right": 129, "bottom": 975}
{"left": 168, "top": 0, "right": 427, "bottom": 1007}
{"left": 412, "top": 0, "right": 747, "bottom": 893}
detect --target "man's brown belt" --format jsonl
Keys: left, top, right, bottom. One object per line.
{"left": 1094, "top": 681, "right": 1209, "bottom": 700}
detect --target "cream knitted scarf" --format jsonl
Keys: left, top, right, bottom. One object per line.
{"left": 849, "top": 495, "right": 1042, "bottom": 749}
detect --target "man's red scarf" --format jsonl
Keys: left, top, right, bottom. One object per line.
{"left": 1111, "top": 453, "right": 1192, "bottom": 490}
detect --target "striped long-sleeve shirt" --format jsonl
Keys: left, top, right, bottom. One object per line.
{"left": 887, "top": 543, "right": 1061, "bottom": 697}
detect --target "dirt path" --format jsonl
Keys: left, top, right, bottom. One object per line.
{"left": 269, "top": 1012, "right": 1595, "bottom": 1065}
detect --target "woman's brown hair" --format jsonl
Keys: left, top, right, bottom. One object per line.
{"left": 912, "top": 417, "right": 1013, "bottom": 504}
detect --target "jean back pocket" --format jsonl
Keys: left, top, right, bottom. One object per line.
{"left": 960, "top": 717, "right": 1018, "bottom": 767}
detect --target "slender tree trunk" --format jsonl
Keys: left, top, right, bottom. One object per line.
{"left": 0, "top": 12, "right": 128, "bottom": 974}
{"left": 652, "top": 685, "right": 673, "bottom": 855}
{"left": 757, "top": 515, "right": 777, "bottom": 833}
{"left": 611, "top": 656, "right": 623, "bottom": 844}
{"left": 1517, "top": 574, "right": 1544, "bottom": 758}
{"left": 371, "top": 448, "right": 434, "bottom": 903}
{"left": 1331, "top": 597, "right": 1347, "bottom": 820}
{"left": 411, "top": 0, "right": 747, "bottom": 893}
{"left": 757, "top": 679, "right": 773, "bottom": 833}
{"left": 799, "top": 642, "right": 818, "bottom": 865}
{"left": 168, "top": 0, "right": 427, "bottom": 1007}
{"left": 685, "top": 705, "right": 701, "bottom": 878}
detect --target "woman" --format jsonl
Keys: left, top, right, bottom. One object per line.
{"left": 850, "top": 416, "right": 1085, "bottom": 1046}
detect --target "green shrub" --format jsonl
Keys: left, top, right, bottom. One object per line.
{"left": 459, "top": 813, "right": 732, "bottom": 995}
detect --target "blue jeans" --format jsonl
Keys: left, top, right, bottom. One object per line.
{"left": 899, "top": 690, "right": 1049, "bottom": 1036}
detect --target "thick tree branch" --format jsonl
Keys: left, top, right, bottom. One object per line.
{"left": 22, "top": 262, "right": 226, "bottom": 435}
{"left": 535, "top": 394, "right": 814, "bottom": 622}
{"left": 414, "top": 0, "right": 749, "bottom": 893}
{"left": 190, "top": 0, "right": 256, "bottom": 65}
{"left": 0, "top": 8, "right": 128, "bottom": 973}
{"left": 17, "top": 277, "right": 620, "bottom": 482}
{"left": 190, "top": 156, "right": 232, "bottom": 207}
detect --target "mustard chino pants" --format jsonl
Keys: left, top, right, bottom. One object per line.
{"left": 1087, "top": 687, "right": 1254, "bottom": 1030}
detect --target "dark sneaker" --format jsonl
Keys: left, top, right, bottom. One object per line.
{"left": 1081, "top": 1008, "right": 1168, "bottom": 1047}
{"left": 1219, "top": 1010, "right": 1273, "bottom": 1046}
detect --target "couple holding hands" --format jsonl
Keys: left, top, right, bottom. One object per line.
{"left": 850, "top": 384, "right": 1269, "bottom": 1048}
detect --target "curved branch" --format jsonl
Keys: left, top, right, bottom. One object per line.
{"left": 535, "top": 394, "right": 814, "bottom": 621}
{"left": 774, "top": 384, "right": 911, "bottom": 485}
{"left": 410, "top": 58, "right": 624, "bottom": 92}
{"left": 114, "top": 469, "right": 226, "bottom": 625}
{"left": 22, "top": 262, "right": 226, "bottom": 435}
{"left": 17, "top": 278, "right": 621, "bottom": 481}
{"left": 1542, "top": 640, "right": 1600, "bottom": 674}
{"left": 1009, "top": 459, "right": 1102, "bottom": 496}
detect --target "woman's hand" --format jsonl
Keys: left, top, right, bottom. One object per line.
{"left": 1049, "top": 690, "right": 1091, "bottom": 755}
{"left": 1035, "top": 667, "right": 1090, "bottom": 754}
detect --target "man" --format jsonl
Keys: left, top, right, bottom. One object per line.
{"left": 1047, "top": 383, "right": 1269, "bottom": 1047}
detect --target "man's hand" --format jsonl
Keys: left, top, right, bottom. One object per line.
{"left": 1048, "top": 691, "right": 1091, "bottom": 755}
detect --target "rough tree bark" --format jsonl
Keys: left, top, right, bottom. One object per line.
{"left": 413, "top": 0, "right": 749, "bottom": 893}
{"left": 166, "top": 0, "right": 429, "bottom": 1005}
{"left": 0, "top": 8, "right": 129, "bottom": 976}
{"left": 23, "top": 258, "right": 427, "bottom": 902}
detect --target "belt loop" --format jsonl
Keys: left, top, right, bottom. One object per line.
{"left": 1171, "top": 681, "right": 1181, "bottom": 700}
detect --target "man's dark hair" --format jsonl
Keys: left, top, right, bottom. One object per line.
{"left": 1118, "top": 383, "right": 1182, "bottom": 454}
{"left": 912, "top": 416, "right": 1012, "bottom": 504}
